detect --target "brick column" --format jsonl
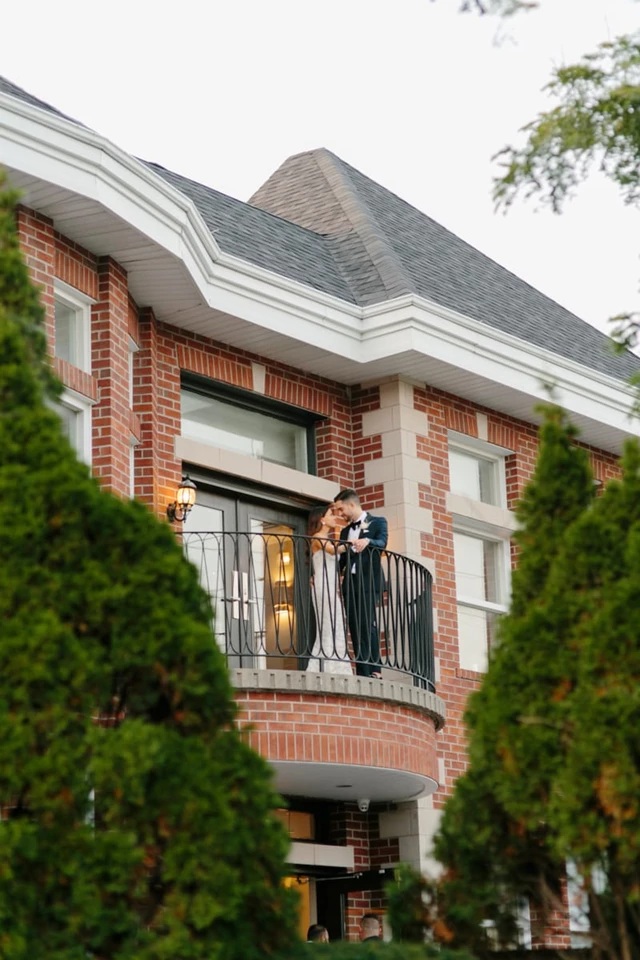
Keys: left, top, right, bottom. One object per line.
{"left": 134, "top": 313, "right": 182, "bottom": 517}
{"left": 91, "top": 257, "right": 132, "bottom": 496}
{"left": 16, "top": 206, "right": 55, "bottom": 350}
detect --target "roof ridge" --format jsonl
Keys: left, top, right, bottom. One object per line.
{"left": 310, "top": 149, "right": 415, "bottom": 301}
{"left": 327, "top": 152, "right": 589, "bottom": 322}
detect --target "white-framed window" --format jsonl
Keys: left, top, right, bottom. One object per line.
{"left": 449, "top": 433, "right": 512, "bottom": 672}
{"left": 566, "top": 858, "right": 602, "bottom": 948}
{"left": 454, "top": 526, "right": 510, "bottom": 672}
{"left": 448, "top": 437, "right": 507, "bottom": 508}
{"left": 128, "top": 337, "right": 138, "bottom": 409}
{"left": 53, "top": 280, "right": 93, "bottom": 373}
{"left": 54, "top": 388, "right": 93, "bottom": 465}
{"left": 481, "top": 898, "right": 531, "bottom": 948}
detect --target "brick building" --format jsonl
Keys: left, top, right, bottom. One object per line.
{"left": 1, "top": 75, "right": 636, "bottom": 945}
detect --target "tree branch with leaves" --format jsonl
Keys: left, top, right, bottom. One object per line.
{"left": 492, "top": 29, "right": 640, "bottom": 353}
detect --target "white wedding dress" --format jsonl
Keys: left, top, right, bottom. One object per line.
{"left": 307, "top": 546, "right": 352, "bottom": 675}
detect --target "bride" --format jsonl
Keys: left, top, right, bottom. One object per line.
{"left": 306, "top": 504, "right": 352, "bottom": 675}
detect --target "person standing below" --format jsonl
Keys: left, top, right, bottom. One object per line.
{"left": 334, "top": 489, "right": 388, "bottom": 679}
{"left": 359, "top": 913, "right": 383, "bottom": 941}
{"left": 306, "top": 924, "right": 329, "bottom": 942}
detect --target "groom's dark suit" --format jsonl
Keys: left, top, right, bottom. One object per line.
{"left": 339, "top": 513, "right": 388, "bottom": 677}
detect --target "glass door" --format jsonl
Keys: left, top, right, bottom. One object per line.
{"left": 182, "top": 486, "right": 310, "bottom": 671}
{"left": 241, "top": 502, "right": 308, "bottom": 672}
{"left": 182, "top": 492, "right": 242, "bottom": 666}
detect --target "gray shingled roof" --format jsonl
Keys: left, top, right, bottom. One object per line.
{"left": 2, "top": 75, "right": 637, "bottom": 382}
{"left": 0, "top": 76, "right": 86, "bottom": 127}
{"left": 145, "top": 163, "right": 358, "bottom": 303}
{"left": 250, "top": 149, "right": 640, "bottom": 382}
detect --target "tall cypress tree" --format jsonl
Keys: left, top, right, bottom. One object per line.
{"left": 0, "top": 178, "right": 297, "bottom": 960}
{"left": 434, "top": 407, "right": 595, "bottom": 952}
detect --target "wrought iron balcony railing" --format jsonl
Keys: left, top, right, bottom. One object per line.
{"left": 181, "top": 532, "right": 435, "bottom": 691}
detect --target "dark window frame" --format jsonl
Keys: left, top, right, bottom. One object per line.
{"left": 181, "top": 373, "right": 323, "bottom": 475}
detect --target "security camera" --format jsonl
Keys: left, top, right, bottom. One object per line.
{"left": 357, "top": 798, "right": 370, "bottom": 813}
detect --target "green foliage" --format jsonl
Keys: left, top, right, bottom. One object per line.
{"left": 434, "top": 407, "right": 640, "bottom": 958}
{"left": 0, "top": 181, "right": 298, "bottom": 958}
{"left": 434, "top": 407, "right": 594, "bottom": 953}
{"left": 492, "top": 30, "right": 640, "bottom": 348}
{"left": 385, "top": 864, "right": 441, "bottom": 944}
{"left": 494, "top": 34, "right": 640, "bottom": 213}
{"left": 283, "top": 943, "right": 472, "bottom": 959}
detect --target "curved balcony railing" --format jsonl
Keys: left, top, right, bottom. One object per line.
{"left": 181, "top": 533, "right": 435, "bottom": 692}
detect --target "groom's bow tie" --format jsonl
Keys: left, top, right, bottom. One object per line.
{"left": 349, "top": 520, "right": 362, "bottom": 531}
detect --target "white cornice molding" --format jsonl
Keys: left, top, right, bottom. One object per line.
{"left": 1, "top": 90, "right": 636, "bottom": 442}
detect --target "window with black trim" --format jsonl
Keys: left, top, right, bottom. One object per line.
{"left": 180, "top": 377, "right": 318, "bottom": 474}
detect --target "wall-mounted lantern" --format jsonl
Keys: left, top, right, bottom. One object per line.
{"left": 166, "top": 476, "right": 197, "bottom": 523}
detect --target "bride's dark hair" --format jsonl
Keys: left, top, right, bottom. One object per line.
{"left": 307, "top": 504, "right": 331, "bottom": 537}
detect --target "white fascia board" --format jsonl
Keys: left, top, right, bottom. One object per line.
{"left": 1, "top": 91, "right": 636, "bottom": 438}
{"left": 0, "top": 93, "right": 221, "bottom": 287}
{"left": 205, "top": 257, "right": 363, "bottom": 350}
{"left": 0, "top": 92, "right": 363, "bottom": 357}
{"left": 362, "top": 297, "right": 637, "bottom": 433}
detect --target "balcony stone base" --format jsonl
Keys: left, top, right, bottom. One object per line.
{"left": 232, "top": 668, "right": 445, "bottom": 804}
{"left": 230, "top": 668, "right": 445, "bottom": 730}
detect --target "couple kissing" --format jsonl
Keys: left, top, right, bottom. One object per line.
{"left": 306, "top": 488, "right": 388, "bottom": 679}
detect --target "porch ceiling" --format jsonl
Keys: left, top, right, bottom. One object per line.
{"left": 271, "top": 760, "right": 437, "bottom": 804}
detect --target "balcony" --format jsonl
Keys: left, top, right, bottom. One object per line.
{"left": 182, "top": 531, "right": 445, "bottom": 803}
{"left": 182, "top": 532, "right": 435, "bottom": 687}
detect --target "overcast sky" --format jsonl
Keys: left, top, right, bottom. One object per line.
{"left": 2, "top": 0, "right": 638, "bottom": 335}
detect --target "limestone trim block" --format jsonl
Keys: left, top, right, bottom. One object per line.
{"left": 251, "top": 361, "right": 266, "bottom": 393}
{"left": 175, "top": 436, "right": 338, "bottom": 501}
{"left": 381, "top": 429, "right": 417, "bottom": 458}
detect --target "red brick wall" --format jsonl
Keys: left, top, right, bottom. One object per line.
{"left": 351, "top": 386, "right": 385, "bottom": 511}
{"left": 54, "top": 230, "right": 98, "bottom": 299}
{"left": 91, "top": 259, "right": 134, "bottom": 495}
{"left": 18, "top": 214, "right": 143, "bottom": 499}
{"left": 414, "top": 385, "right": 622, "bottom": 805}
{"left": 17, "top": 206, "right": 56, "bottom": 348}
{"left": 414, "top": 387, "right": 463, "bottom": 797}
{"left": 530, "top": 876, "right": 572, "bottom": 950}
{"left": 139, "top": 321, "right": 357, "bottom": 516}
{"left": 328, "top": 804, "right": 399, "bottom": 941}
{"left": 413, "top": 386, "right": 619, "bottom": 949}
{"left": 15, "top": 203, "right": 360, "bottom": 514}
{"left": 235, "top": 691, "right": 438, "bottom": 781}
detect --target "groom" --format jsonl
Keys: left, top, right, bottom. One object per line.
{"left": 334, "top": 488, "right": 388, "bottom": 678}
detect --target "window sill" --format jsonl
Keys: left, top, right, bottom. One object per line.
{"left": 175, "top": 435, "right": 338, "bottom": 502}
{"left": 447, "top": 491, "right": 517, "bottom": 537}
{"left": 456, "top": 667, "right": 485, "bottom": 683}
{"left": 53, "top": 357, "right": 98, "bottom": 401}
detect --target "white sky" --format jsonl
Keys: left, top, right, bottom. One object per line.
{"left": 2, "top": 0, "right": 638, "bottom": 334}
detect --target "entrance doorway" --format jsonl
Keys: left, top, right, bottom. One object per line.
{"left": 182, "top": 485, "right": 313, "bottom": 671}
{"left": 283, "top": 876, "right": 314, "bottom": 940}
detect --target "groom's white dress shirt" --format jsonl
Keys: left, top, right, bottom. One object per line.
{"left": 347, "top": 510, "right": 367, "bottom": 572}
